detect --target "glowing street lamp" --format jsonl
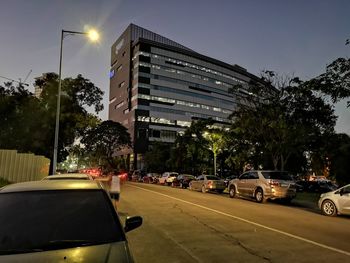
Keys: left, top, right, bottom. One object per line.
{"left": 52, "top": 29, "right": 99, "bottom": 174}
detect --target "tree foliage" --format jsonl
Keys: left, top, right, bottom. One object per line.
{"left": 81, "top": 120, "right": 131, "bottom": 172}
{"left": 144, "top": 142, "right": 172, "bottom": 173}
{"left": 229, "top": 71, "right": 337, "bottom": 172}
{"left": 169, "top": 119, "right": 227, "bottom": 175}
{"left": 0, "top": 73, "right": 103, "bottom": 168}
{"left": 307, "top": 58, "right": 350, "bottom": 106}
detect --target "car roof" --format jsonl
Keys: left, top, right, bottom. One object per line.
{"left": 0, "top": 180, "right": 103, "bottom": 193}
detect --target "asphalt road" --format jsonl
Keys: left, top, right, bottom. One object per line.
{"left": 117, "top": 182, "right": 350, "bottom": 263}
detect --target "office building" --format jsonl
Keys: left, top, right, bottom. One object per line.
{"left": 109, "top": 24, "right": 266, "bottom": 170}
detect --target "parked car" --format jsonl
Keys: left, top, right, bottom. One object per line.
{"left": 318, "top": 184, "right": 350, "bottom": 216}
{"left": 224, "top": 175, "right": 238, "bottom": 188}
{"left": 297, "top": 180, "right": 338, "bottom": 193}
{"left": 42, "top": 173, "right": 93, "bottom": 181}
{"left": 228, "top": 170, "right": 297, "bottom": 203}
{"left": 172, "top": 174, "right": 196, "bottom": 188}
{"left": 0, "top": 180, "right": 142, "bottom": 262}
{"left": 189, "top": 175, "right": 226, "bottom": 193}
{"left": 142, "top": 173, "right": 160, "bottom": 183}
{"left": 158, "top": 172, "right": 179, "bottom": 186}
{"left": 131, "top": 170, "right": 145, "bottom": 182}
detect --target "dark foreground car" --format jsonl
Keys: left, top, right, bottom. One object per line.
{"left": 0, "top": 180, "right": 142, "bottom": 262}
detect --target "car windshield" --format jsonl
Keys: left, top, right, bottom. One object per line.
{"left": 261, "top": 171, "right": 293, "bottom": 180}
{"left": 0, "top": 190, "right": 124, "bottom": 254}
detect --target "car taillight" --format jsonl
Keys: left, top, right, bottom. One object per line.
{"left": 207, "top": 181, "right": 213, "bottom": 186}
{"left": 269, "top": 180, "right": 280, "bottom": 187}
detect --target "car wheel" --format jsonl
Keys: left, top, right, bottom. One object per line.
{"left": 255, "top": 188, "right": 264, "bottom": 203}
{"left": 201, "top": 185, "right": 206, "bottom": 193}
{"left": 322, "top": 200, "right": 337, "bottom": 216}
{"left": 229, "top": 186, "right": 236, "bottom": 198}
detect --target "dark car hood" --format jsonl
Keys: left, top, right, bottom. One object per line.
{"left": 0, "top": 242, "right": 133, "bottom": 263}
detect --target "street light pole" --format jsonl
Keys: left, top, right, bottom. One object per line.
{"left": 52, "top": 29, "right": 99, "bottom": 175}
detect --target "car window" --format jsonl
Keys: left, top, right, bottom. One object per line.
{"left": 197, "top": 176, "right": 204, "bottom": 180}
{"left": 342, "top": 185, "right": 350, "bottom": 194}
{"left": 248, "top": 172, "right": 259, "bottom": 179}
{"left": 239, "top": 173, "right": 249, "bottom": 180}
{"left": 0, "top": 190, "right": 124, "bottom": 253}
{"left": 206, "top": 176, "right": 219, "bottom": 180}
{"left": 261, "top": 171, "right": 292, "bottom": 180}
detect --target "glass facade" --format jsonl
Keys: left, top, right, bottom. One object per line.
{"left": 109, "top": 24, "right": 266, "bottom": 169}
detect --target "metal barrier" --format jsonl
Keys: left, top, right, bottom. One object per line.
{"left": 0, "top": 149, "right": 50, "bottom": 183}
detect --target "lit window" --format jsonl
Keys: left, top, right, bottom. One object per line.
{"left": 119, "top": 82, "right": 125, "bottom": 88}
{"left": 177, "top": 121, "right": 191, "bottom": 127}
{"left": 139, "top": 94, "right": 151, "bottom": 100}
{"left": 117, "top": 65, "right": 123, "bottom": 71}
{"left": 213, "top": 107, "right": 222, "bottom": 112}
{"left": 138, "top": 116, "right": 150, "bottom": 122}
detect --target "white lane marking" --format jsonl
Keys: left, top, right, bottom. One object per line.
{"left": 128, "top": 184, "right": 350, "bottom": 257}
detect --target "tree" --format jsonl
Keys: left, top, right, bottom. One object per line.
{"left": 0, "top": 73, "right": 103, "bottom": 174}
{"left": 170, "top": 119, "right": 213, "bottom": 175}
{"left": 317, "top": 133, "right": 350, "bottom": 185}
{"left": 307, "top": 57, "right": 350, "bottom": 106}
{"left": 35, "top": 73, "right": 103, "bottom": 164}
{"left": 0, "top": 82, "right": 47, "bottom": 153}
{"left": 203, "top": 129, "right": 226, "bottom": 176}
{"left": 81, "top": 120, "right": 131, "bottom": 173}
{"left": 144, "top": 142, "right": 172, "bottom": 173}
{"left": 228, "top": 72, "right": 336, "bottom": 172}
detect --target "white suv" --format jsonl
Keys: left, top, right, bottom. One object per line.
{"left": 158, "top": 172, "right": 179, "bottom": 186}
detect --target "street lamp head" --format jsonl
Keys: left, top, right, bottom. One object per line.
{"left": 87, "top": 29, "right": 99, "bottom": 42}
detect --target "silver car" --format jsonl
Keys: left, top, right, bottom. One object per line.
{"left": 189, "top": 175, "right": 226, "bottom": 193}
{"left": 0, "top": 180, "right": 142, "bottom": 262}
{"left": 318, "top": 184, "right": 350, "bottom": 216}
{"left": 228, "top": 170, "right": 297, "bottom": 203}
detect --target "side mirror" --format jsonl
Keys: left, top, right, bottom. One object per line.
{"left": 125, "top": 216, "right": 142, "bottom": 233}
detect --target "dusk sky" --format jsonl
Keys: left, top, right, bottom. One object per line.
{"left": 1, "top": 0, "right": 349, "bottom": 134}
